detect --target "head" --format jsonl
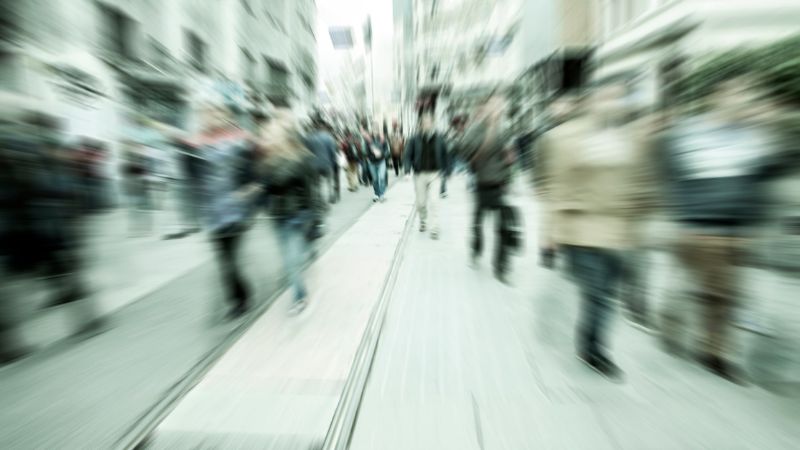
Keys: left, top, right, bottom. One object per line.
{"left": 419, "top": 112, "right": 434, "bottom": 133}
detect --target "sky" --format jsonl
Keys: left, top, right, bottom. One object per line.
{"left": 315, "top": 0, "right": 395, "bottom": 116}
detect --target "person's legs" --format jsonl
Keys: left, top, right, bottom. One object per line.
{"left": 566, "top": 246, "right": 623, "bottom": 359}
{"left": 276, "top": 219, "right": 309, "bottom": 303}
{"left": 425, "top": 173, "right": 439, "bottom": 233}
{"left": 332, "top": 165, "right": 341, "bottom": 202}
{"left": 377, "top": 161, "right": 387, "bottom": 198}
{"left": 368, "top": 163, "right": 380, "bottom": 198}
{"left": 414, "top": 173, "right": 430, "bottom": 230}
{"left": 440, "top": 174, "right": 448, "bottom": 197}
{"left": 471, "top": 190, "right": 486, "bottom": 259}
{"left": 392, "top": 155, "right": 401, "bottom": 176}
{"left": 212, "top": 232, "right": 249, "bottom": 312}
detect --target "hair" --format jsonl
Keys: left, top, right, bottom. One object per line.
{"left": 258, "top": 108, "right": 311, "bottom": 166}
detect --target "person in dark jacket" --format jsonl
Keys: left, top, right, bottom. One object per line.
{"left": 404, "top": 112, "right": 450, "bottom": 238}
{"left": 154, "top": 102, "right": 260, "bottom": 319}
{"left": 455, "top": 94, "right": 516, "bottom": 281}
{"left": 305, "top": 118, "right": 339, "bottom": 204}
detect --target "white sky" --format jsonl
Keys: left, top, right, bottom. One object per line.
{"left": 315, "top": 0, "right": 394, "bottom": 112}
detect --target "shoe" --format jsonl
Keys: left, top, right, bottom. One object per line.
{"left": 440, "top": 192, "right": 448, "bottom": 199}
{"left": 578, "top": 352, "right": 624, "bottom": 381}
{"left": 469, "top": 253, "right": 480, "bottom": 269}
{"left": 430, "top": 229, "right": 439, "bottom": 240}
{"left": 162, "top": 231, "right": 189, "bottom": 240}
{"left": 372, "top": 196, "right": 379, "bottom": 203}
{"left": 75, "top": 317, "right": 109, "bottom": 338}
{"left": 494, "top": 269, "right": 510, "bottom": 285}
{"left": 225, "top": 304, "right": 249, "bottom": 320}
{"left": 289, "top": 299, "right": 308, "bottom": 316}
{"left": 379, "top": 196, "right": 386, "bottom": 203}
{"left": 697, "top": 354, "right": 748, "bottom": 385}
{"left": 419, "top": 222, "right": 427, "bottom": 232}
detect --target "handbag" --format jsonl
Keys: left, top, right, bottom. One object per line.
{"left": 500, "top": 205, "right": 524, "bottom": 255}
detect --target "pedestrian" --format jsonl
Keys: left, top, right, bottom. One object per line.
{"left": 657, "top": 75, "right": 779, "bottom": 383}
{"left": 342, "top": 130, "right": 360, "bottom": 192}
{"left": 1, "top": 112, "right": 105, "bottom": 363}
{"left": 157, "top": 101, "right": 260, "bottom": 319}
{"left": 120, "top": 139, "right": 153, "bottom": 237}
{"left": 389, "top": 120, "right": 404, "bottom": 177}
{"left": 404, "top": 111, "right": 450, "bottom": 239}
{"left": 455, "top": 94, "right": 516, "bottom": 282}
{"left": 534, "top": 82, "right": 655, "bottom": 380}
{"left": 367, "top": 127, "right": 390, "bottom": 202}
{"left": 305, "top": 117, "right": 339, "bottom": 204}
{"left": 358, "top": 127, "right": 372, "bottom": 187}
{"left": 258, "top": 108, "right": 323, "bottom": 314}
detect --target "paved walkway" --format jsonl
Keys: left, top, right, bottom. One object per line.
{"left": 350, "top": 176, "right": 800, "bottom": 449}
{"left": 146, "top": 179, "right": 417, "bottom": 449}
{"left": 0, "top": 173, "right": 386, "bottom": 449}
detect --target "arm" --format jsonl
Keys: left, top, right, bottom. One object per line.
{"left": 403, "top": 137, "right": 415, "bottom": 174}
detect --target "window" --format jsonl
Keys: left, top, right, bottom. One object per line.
{"left": 185, "top": 31, "right": 207, "bottom": 73}
{"left": 98, "top": 5, "right": 137, "bottom": 60}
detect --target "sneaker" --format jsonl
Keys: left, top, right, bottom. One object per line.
{"left": 372, "top": 196, "right": 379, "bottom": 203}
{"left": 494, "top": 269, "right": 510, "bottom": 285}
{"left": 578, "top": 352, "right": 624, "bottom": 381}
{"left": 225, "top": 304, "right": 249, "bottom": 320}
{"left": 440, "top": 191, "right": 448, "bottom": 199}
{"left": 419, "top": 222, "right": 427, "bottom": 232}
{"left": 430, "top": 229, "right": 439, "bottom": 240}
{"left": 469, "top": 253, "right": 480, "bottom": 269}
{"left": 379, "top": 196, "right": 386, "bottom": 203}
{"left": 697, "top": 353, "right": 748, "bottom": 385}
{"left": 289, "top": 299, "right": 308, "bottom": 316}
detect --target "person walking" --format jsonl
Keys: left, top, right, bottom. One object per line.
{"left": 534, "top": 82, "right": 655, "bottom": 380}
{"left": 657, "top": 76, "right": 779, "bottom": 383}
{"left": 455, "top": 94, "right": 516, "bottom": 282}
{"left": 358, "top": 127, "right": 372, "bottom": 187}
{"left": 389, "top": 120, "right": 404, "bottom": 178}
{"left": 341, "top": 130, "right": 360, "bottom": 192}
{"left": 305, "top": 117, "right": 339, "bottom": 204}
{"left": 154, "top": 101, "right": 259, "bottom": 319}
{"left": 258, "top": 108, "right": 324, "bottom": 314}
{"left": 404, "top": 112, "right": 450, "bottom": 238}
{"left": 367, "top": 127, "right": 390, "bottom": 202}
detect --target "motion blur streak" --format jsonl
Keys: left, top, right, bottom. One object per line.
{"left": 1, "top": 0, "right": 799, "bottom": 449}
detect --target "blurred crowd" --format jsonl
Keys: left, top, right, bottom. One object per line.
{"left": 3, "top": 50, "right": 800, "bottom": 397}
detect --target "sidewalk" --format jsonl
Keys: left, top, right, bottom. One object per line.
{"left": 350, "top": 176, "right": 800, "bottom": 449}
{"left": 145, "top": 179, "right": 417, "bottom": 449}
{"left": 0, "top": 176, "right": 384, "bottom": 450}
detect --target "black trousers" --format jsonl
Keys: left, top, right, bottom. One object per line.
{"left": 471, "top": 185, "right": 510, "bottom": 274}
{"left": 212, "top": 232, "right": 249, "bottom": 309}
{"left": 392, "top": 155, "right": 402, "bottom": 177}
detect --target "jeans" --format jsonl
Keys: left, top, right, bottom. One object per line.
{"left": 212, "top": 232, "right": 249, "bottom": 309}
{"left": 563, "top": 245, "right": 623, "bottom": 357}
{"left": 472, "top": 185, "right": 508, "bottom": 274}
{"left": 369, "top": 161, "right": 387, "bottom": 198}
{"left": 275, "top": 212, "right": 312, "bottom": 302}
